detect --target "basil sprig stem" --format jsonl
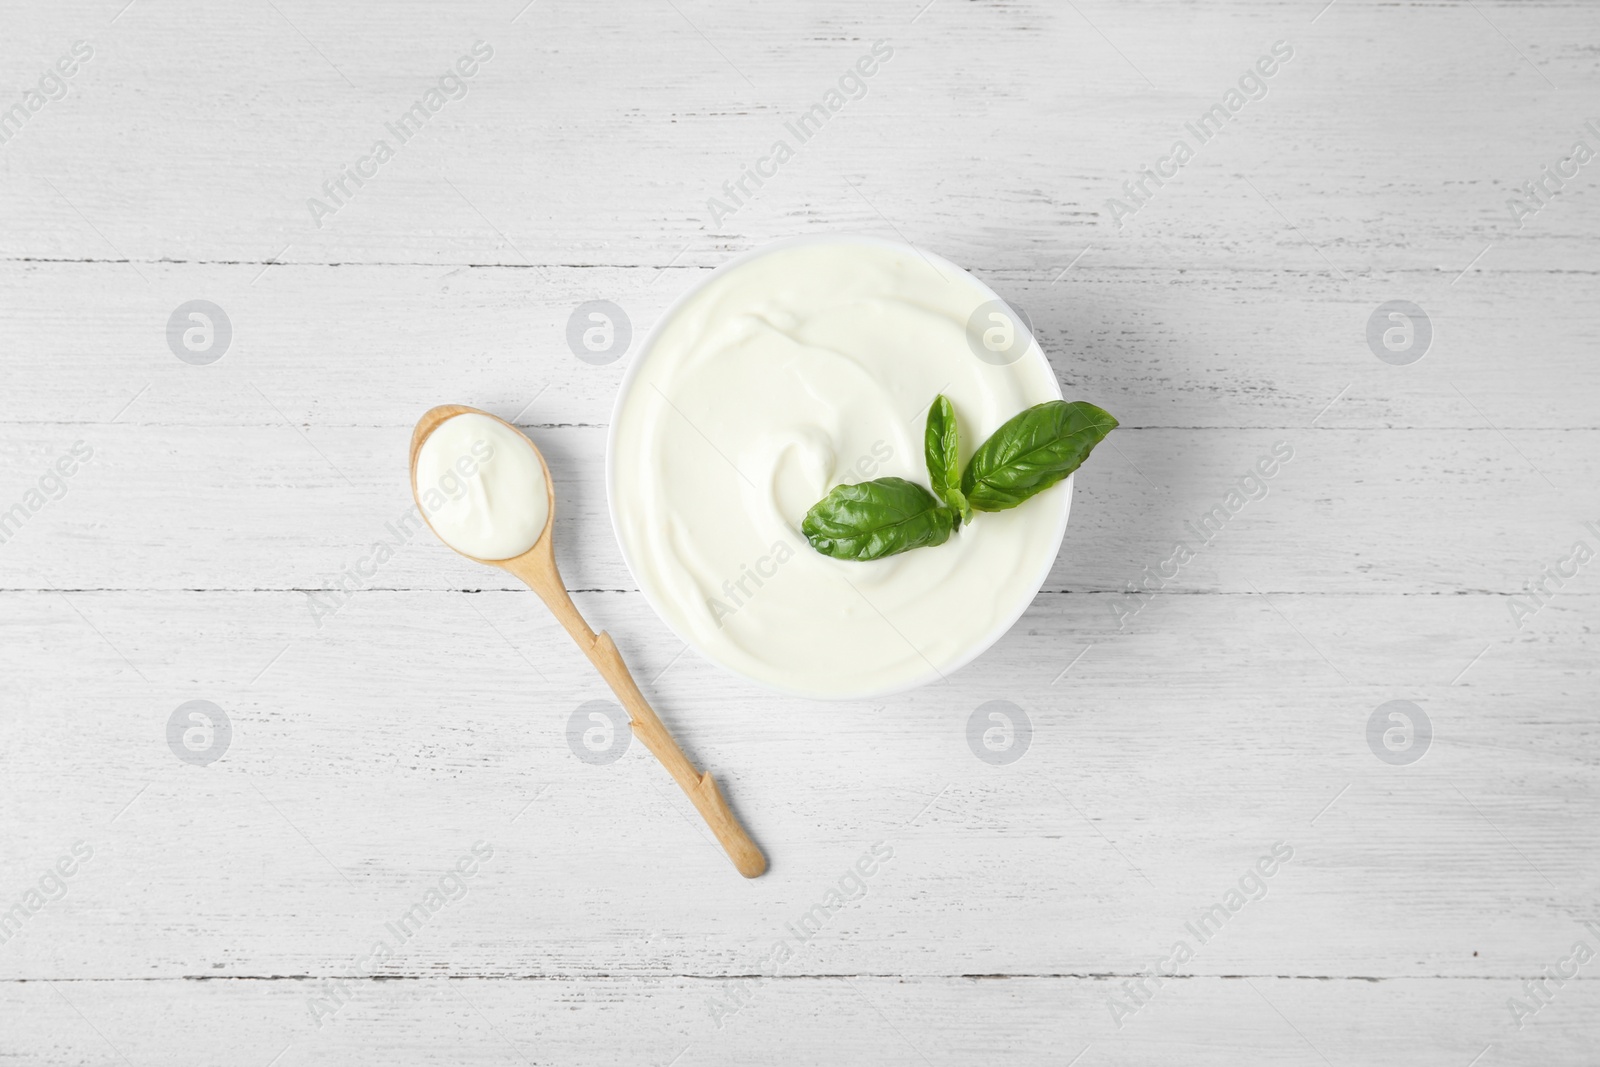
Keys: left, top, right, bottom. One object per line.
{"left": 924, "top": 394, "right": 972, "bottom": 524}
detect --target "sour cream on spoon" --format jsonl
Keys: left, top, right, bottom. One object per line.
{"left": 413, "top": 412, "right": 549, "bottom": 560}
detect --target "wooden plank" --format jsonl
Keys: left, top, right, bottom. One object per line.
{"left": 2, "top": 975, "right": 1595, "bottom": 1066}
{"left": 0, "top": 3, "right": 1593, "bottom": 270}
{"left": 0, "top": 422, "right": 1593, "bottom": 593}
{"left": 2, "top": 262, "right": 1597, "bottom": 430}
{"left": 0, "top": 589, "right": 1592, "bottom": 979}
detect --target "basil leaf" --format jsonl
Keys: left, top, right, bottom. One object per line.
{"left": 924, "top": 394, "right": 972, "bottom": 524}
{"left": 801, "top": 477, "right": 957, "bottom": 561}
{"left": 961, "top": 400, "right": 1118, "bottom": 512}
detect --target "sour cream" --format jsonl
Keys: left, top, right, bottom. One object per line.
{"left": 415, "top": 413, "right": 549, "bottom": 560}
{"left": 609, "top": 238, "right": 1069, "bottom": 699}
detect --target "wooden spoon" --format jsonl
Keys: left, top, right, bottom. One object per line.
{"left": 409, "top": 404, "right": 767, "bottom": 878}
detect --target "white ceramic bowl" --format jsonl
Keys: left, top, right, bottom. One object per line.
{"left": 605, "top": 234, "right": 1071, "bottom": 700}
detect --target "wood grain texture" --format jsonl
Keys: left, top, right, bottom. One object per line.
{"left": 2, "top": 0, "right": 1598, "bottom": 1063}
{"left": 5, "top": 263, "right": 1600, "bottom": 430}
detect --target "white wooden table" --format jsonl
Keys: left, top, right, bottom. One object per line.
{"left": 2, "top": 1, "right": 1597, "bottom": 1063}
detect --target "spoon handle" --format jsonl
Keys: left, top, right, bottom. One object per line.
{"left": 511, "top": 554, "right": 768, "bottom": 879}
{"left": 585, "top": 632, "right": 768, "bottom": 878}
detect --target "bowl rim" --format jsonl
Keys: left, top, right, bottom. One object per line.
{"left": 604, "top": 233, "right": 1071, "bottom": 701}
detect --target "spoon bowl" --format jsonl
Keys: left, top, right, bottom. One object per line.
{"left": 410, "top": 404, "right": 767, "bottom": 878}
